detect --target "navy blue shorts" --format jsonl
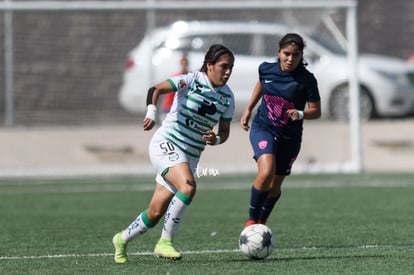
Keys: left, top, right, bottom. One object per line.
{"left": 249, "top": 125, "right": 301, "bottom": 175}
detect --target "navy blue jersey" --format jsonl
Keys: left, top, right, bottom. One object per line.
{"left": 252, "top": 61, "right": 320, "bottom": 141}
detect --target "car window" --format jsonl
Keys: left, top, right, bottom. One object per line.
{"left": 154, "top": 36, "right": 201, "bottom": 52}
{"left": 220, "top": 34, "right": 252, "bottom": 56}
{"left": 263, "top": 35, "right": 282, "bottom": 57}
{"left": 309, "top": 33, "right": 346, "bottom": 55}
{"left": 183, "top": 33, "right": 279, "bottom": 57}
{"left": 156, "top": 33, "right": 264, "bottom": 57}
{"left": 160, "top": 34, "right": 254, "bottom": 56}
{"left": 155, "top": 32, "right": 322, "bottom": 58}
{"left": 155, "top": 34, "right": 222, "bottom": 53}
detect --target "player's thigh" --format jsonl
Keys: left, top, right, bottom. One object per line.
{"left": 164, "top": 162, "right": 197, "bottom": 197}
{"left": 256, "top": 154, "right": 276, "bottom": 179}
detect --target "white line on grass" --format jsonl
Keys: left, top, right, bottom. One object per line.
{"left": 1, "top": 177, "right": 413, "bottom": 195}
{"left": 0, "top": 249, "right": 239, "bottom": 260}
{"left": 1, "top": 243, "right": 412, "bottom": 261}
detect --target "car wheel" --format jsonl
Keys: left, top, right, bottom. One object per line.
{"left": 329, "top": 84, "right": 376, "bottom": 121}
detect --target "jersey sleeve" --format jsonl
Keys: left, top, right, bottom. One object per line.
{"left": 166, "top": 73, "right": 191, "bottom": 92}
{"left": 305, "top": 74, "right": 321, "bottom": 103}
{"left": 258, "top": 62, "right": 268, "bottom": 81}
{"left": 221, "top": 87, "right": 235, "bottom": 122}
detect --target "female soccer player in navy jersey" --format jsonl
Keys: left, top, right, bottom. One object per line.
{"left": 112, "top": 44, "right": 235, "bottom": 263}
{"left": 240, "top": 33, "right": 321, "bottom": 228}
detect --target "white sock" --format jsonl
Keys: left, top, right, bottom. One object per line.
{"left": 121, "top": 210, "right": 154, "bottom": 242}
{"left": 160, "top": 191, "right": 192, "bottom": 240}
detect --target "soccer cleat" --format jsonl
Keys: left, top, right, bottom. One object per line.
{"left": 154, "top": 239, "right": 182, "bottom": 260}
{"left": 258, "top": 220, "right": 266, "bottom": 225}
{"left": 244, "top": 219, "right": 257, "bottom": 228}
{"left": 112, "top": 232, "right": 128, "bottom": 263}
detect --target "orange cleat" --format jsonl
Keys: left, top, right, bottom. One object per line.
{"left": 244, "top": 219, "right": 257, "bottom": 228}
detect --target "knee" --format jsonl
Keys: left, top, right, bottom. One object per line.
{"left": 257, "top": 169, "right": 274, "bottom": 184}
{"left": 180, "top": 178, "right": 197, "bottom": 198}
{"left": 146, "top": 208, "right": 164, "bottom": 223}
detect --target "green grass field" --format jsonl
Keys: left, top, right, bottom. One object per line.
{"left": 1, "top": 173, "right": 413, "bottom": 274}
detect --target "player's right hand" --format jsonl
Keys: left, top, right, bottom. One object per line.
{"left": 240, "top": 111, "right": 251, "bottom": 131}
{"left": 143, "top": 117, "right": 155, "bottom": 131}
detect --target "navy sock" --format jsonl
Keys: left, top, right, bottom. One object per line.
{"left": 248, "top": 186, "right": 270, "bottom": 221}
{"left": 259, "top": 193, "right": 281, "bottom": 223}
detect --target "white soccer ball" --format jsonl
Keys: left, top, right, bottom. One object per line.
{"left": 239, "top": 224, "right": 275, "bottom": 260}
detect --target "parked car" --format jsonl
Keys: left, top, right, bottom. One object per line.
{"left": 119, "top": 20, "right": 414, "bottom": 120}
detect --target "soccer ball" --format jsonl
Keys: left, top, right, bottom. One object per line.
{"left": 239, "top": 224, "right": 275, "bottom": 260}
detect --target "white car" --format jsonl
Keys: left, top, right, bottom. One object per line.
{"left": 119, "top": 21, "right": 414, "bottom": 120}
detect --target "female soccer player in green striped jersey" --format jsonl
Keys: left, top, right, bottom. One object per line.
{"left": 112, "top": 44, "right": 235, "bottom": 263}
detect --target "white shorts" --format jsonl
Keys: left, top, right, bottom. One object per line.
{"left": 149, "top": 132, "right": 199, "bottom": 193}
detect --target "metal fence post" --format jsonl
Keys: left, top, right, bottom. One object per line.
{"left": 4, "top": 0, "right": 14, "bottom": 127}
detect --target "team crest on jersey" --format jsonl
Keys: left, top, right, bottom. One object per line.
{"left": 178, "top": 79, "right": 187, "bottom": 88}
{"left": 168, "top": 152, "right": 179, "bottom": 161}
{"left": 218, "top": 94, "right": 229, "bottom": 106}
{"left": 258, "top": 140, "right": 268, "bottom": 150}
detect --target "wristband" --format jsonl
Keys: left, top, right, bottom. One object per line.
{"left": 297, "top": 110, "right": 304, "bottom": 120}
{"left": 215, "top": 135, "right": 221, "bottom": 145}
{"left": 146, "top": 87, "right": 156, "bottom": 106}
{"left": 145, "top": 104, "right": 157, "bottom": 121}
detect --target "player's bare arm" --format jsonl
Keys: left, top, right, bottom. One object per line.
{"left": 241, "top": 81, "right": 263, "bottom": 131}
{"left": 287, "top": 101, "right": 321, "bottom": 121}
{"left": 143, "top": 81, "right": 175, "bottom": 131}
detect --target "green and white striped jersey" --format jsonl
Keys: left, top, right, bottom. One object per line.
{"left": 158, "top": 71, "right": 235, "bottom": 159}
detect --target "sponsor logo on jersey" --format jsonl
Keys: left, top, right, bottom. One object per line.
{"left": 198, "top": 100, "right": 217, "bottom": 116}
{"left": 185, "top": 118, "right": 210, "bottom": 133}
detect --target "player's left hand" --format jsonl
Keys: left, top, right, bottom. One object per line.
{"left": 287, "top": 109, "right": 302, "bottom": 121}
{"left": 203, "top": 131, "right": 218, "bottom": 145}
